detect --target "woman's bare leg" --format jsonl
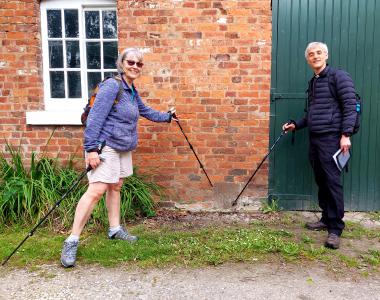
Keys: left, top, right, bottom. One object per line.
{"left": 71, "top": 182, "right": 108, "bottom": 236}
{"left": 105, "top": 178, "right": 124, "bottom": 227}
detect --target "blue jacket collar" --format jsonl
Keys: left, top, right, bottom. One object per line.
{"left": 120, "top": 74, "right": 137, "bottom": 92}
{"left": 318, "top": 64, "right": 330, "bottom": 78}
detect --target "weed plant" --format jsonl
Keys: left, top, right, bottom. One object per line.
{"left": 260, "top": 198, "right": 281, "bottom": 214}
{"left": 0, "top": 142, "right": 163, "bottom": 229}
{"left": 90, "top": 168, "right": 162, "bottom": 227}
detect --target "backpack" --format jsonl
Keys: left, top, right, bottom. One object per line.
{"left": 81, "top": 76, "right": 124, "bottom": 126}
{"left": 328, "top": 69, "right": 362, "bottom": 135}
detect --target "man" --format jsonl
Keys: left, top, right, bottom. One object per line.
{"left": 283, "top": 42, "right": 357, "bottom": 249}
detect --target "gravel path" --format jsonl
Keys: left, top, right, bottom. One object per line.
{"left": 1, "top": 263, "right": 380, "bottom": 300}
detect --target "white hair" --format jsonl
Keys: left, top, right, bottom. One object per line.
{"left": 116, "top": 48, "right": 144, "bottom": 73}
{"left": 305, "top": 42, "right": 328, "bottom": 59}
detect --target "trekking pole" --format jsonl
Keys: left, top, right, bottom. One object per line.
{"left": 231, "top": 130, "right": 286, "bottom": 206}
{"left": 175, "top": 119, "right": 213, "bottom": 187}
{"left": 2, "top": 147, "right": 105, "bottom": 266}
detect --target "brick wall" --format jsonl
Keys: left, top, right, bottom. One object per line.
{"left": 0, "top": 0, "right": 272, "bottom": 209}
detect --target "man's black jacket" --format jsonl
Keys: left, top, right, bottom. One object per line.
{"left": 295, "top": 65, "right": 357, "bottom": 135}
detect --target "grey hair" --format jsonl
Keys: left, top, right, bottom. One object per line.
{"left": 116, "top": 48, "right": 144, "bottom": 73}
{"left": 305, "top": 42, "right": 328, "bottom": 59}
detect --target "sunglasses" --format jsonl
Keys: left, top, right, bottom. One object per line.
{"left": 125, "top": 60, "right": 144, "bottom": 68}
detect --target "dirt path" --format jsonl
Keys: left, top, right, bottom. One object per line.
{"left": 1, "top": 262, "right": 380, "bottom": 300}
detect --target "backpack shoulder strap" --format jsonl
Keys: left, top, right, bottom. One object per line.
{"left": 112, "top": 75, "right": 124, "bottom": 103}
{"left": 327, "top": 67, "right": 338, "bottom": 99}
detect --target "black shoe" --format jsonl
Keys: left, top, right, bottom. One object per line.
{"left": 324, "top": 233, "right": 340, "bottom": 249}
{"left": 305, "top": 221, "right": 327, "bottom": 231}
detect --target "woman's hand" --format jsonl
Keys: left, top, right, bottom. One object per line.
{"left": 86, "top": 151, "right": 101, "bottom": 170}
{"left": 169, "top": 107, "right": 178, "bottom": 121}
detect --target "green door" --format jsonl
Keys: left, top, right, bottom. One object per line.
{"left": 270, "top": 0, "right": 380, "bottom": 211}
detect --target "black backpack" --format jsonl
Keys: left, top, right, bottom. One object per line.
{"left": 328, "top": 69, "right": 362, "bottom": 135}
{"left": 81, "top": 76, "right": 124, "bottom": 126}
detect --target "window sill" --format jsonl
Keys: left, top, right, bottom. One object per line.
{"left": 26, "top": 110, "right": 83, "bottom": 125}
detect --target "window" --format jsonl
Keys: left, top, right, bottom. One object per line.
{"left": 27, "top": 0, "right": 118, "bottom": 125}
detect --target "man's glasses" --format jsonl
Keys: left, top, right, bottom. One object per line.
{"left": 125, "top": 60, "right": 144, "bottom": 68}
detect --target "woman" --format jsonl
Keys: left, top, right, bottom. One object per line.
{"left": 61, "top": 48, "right": 176, "bottom": 268}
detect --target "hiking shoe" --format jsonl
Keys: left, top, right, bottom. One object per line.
{"left": 61, "top": 240, "right": 79, "bottom": 268}
{"left": 305, "top": 221, "right": 327, "bottom": 231}
{"left": 108, "top": 227, "right": 138, "bottom": 243}
{"left": 324, "top": 233, "right": 340, "bottom": 249}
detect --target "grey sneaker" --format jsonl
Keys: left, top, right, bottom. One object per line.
{"left": 60, "top": 240, "right": 79, "bottom": 268}
{"left": 324, "top": 233, "right": 340, "bottom": 249}
{"left": 108, "top": 227, "right": 138, "bottom": 243}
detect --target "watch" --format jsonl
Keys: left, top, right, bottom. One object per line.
{"left": 343, "top": 133, "right": 351, "bottom": 138}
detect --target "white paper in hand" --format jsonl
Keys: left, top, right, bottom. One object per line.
{"left": 333, "top": 149, "right": 351, "bottom": 171}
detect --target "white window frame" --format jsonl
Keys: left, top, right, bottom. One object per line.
{"left": 27, "top": 0, "right": 117, "bottom": 125}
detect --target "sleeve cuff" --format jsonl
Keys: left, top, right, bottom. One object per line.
{"left": 86, "top": 148, "right": 99, "bottom": 153}
{"left": 167, "top": 112, "right": 172, "bottom": 123}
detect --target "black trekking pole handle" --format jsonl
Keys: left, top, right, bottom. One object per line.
{"left": 232, "top": 131, "right": 286, "bottom": 207}
{"left": 175, "top": 119, "right": 213, "bottom": 187}
{"left": 1, "top": 156, "right": 104, "bottom": 266}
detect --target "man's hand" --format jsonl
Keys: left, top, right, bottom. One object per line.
{"left": 340, "top": 135, "right": 351, "bottom": 154}
{"left": 282, "top": 122, "right": 296, "bottom": 132}
{"left": 86, "top": 151, "right": 101, "bottom": 170}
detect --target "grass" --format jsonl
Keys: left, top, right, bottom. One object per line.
{"left": 342, "top": 221, "right": 380, "bottom": 239}
{"left": 0, "top": 226, "right": 302, "bottom": 267}
{"left": 1, "top": 213, "right": 379, "bottom": 275}
{"left": 369, "top": 211, "right": 380, "bottom": 222}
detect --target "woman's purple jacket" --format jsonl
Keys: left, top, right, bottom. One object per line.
{"left": 84, "top": 77, "right": 171, "bottom": 152}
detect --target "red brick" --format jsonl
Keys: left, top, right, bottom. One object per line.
{"left": 130, "top": 32, "right": 147, "bottom": 38}
{"left": 182, "top": 32, "right": 202, "bottom": 39}
{"left": 148, "top": 17, "right": 167, "bottom": 24}
{"left": 201, "top": 9, "right": 217, "bottom": 16}
{"left": 183, "top": 2, "right": 195, "bottom": 8}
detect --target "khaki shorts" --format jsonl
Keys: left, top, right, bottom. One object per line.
{"left": 86, "top": 146, "right": 133, "bottom": 183}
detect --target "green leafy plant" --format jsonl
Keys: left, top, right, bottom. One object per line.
{"left": 309, "top": 201, "right": 320, "bottom": 211}
{"left": 260, "top": 198, "right": 281, "bottom": 214}
{"left": 0, "top": 141, "right": 75, "bottom": 226}
{"left": 0, "top": 140, "right": 164, "bottom": 229}
{"left": 369, "top": 211, "right": 380, "bottom": 222}
{"left": 90, "top": 167, "right": 163, "bottom": 226}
